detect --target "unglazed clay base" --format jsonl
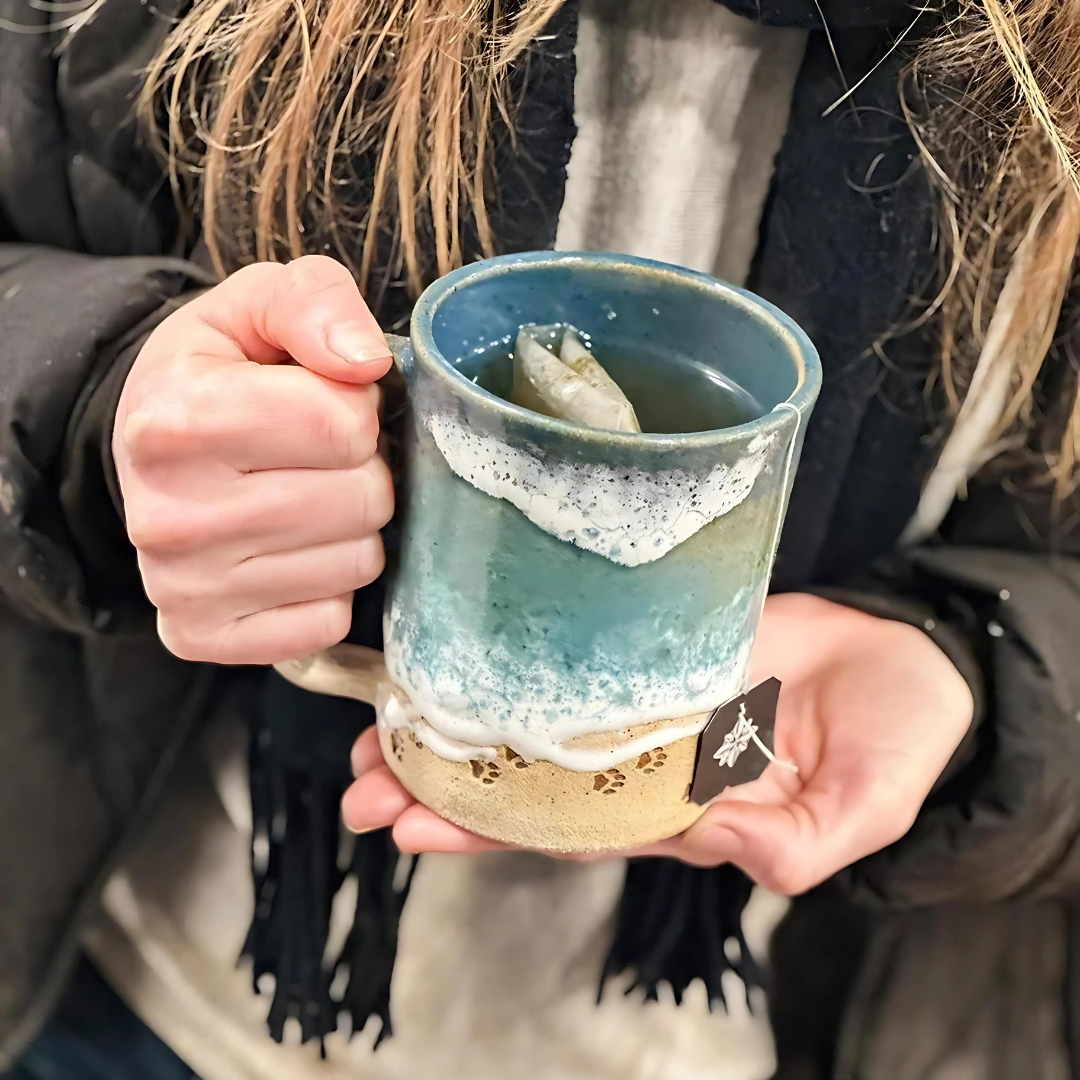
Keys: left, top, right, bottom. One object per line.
{"left": 275, "top": 645, "right": 707, "bottom": 852}
{"left": 377, "top": 717, "right": 706, "bottom": 853}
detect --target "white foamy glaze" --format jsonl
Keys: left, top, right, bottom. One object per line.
{"left": 381, "top": 690, "right": 499, "bottom": 764}
{"left": 424, "top": 412, "right": 777, "bottom": 567}
{"left": 383, "top": 602, "right": 753, "bottom": 771}
{"left": 379, "top": 674, "right": 720, "bottom": 773}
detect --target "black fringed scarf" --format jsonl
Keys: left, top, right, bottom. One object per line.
{"left": 242, "top": 578, "right": 420, "bottom": 1050}
{"left": 603, "top": 859, "right": 766, "bottom": 1008}
{"left": 243, "top": 671, "right": 417, "bottom": 1049}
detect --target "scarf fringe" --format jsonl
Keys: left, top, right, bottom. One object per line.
{"left": 600, "top": 859, "right": 766, "bottom": 1010}
{"left": 243, "top": 672, "right": 414, "bottom": 1051}
{"left": 336, "top": 840, "right": 417, "bottom": 1047}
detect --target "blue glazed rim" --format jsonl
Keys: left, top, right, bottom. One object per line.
{"left": 409, "top": 250, "right": 822, "bottom": 448}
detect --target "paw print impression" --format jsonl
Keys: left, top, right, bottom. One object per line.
{"left": 592, "top": 768, "right": 626, "bottom": 794}
{"left": 633, "top": 749, "right": 667, "bottom": 775}
{"left": 470, "top": 759, "right": 501, "bottom": 784}
{"left": 390, "top": 731, "right": 405, "bottom": 763}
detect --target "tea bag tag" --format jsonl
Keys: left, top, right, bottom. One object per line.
{"left": 690, "top": 677, "right": 795, "bottom": 805}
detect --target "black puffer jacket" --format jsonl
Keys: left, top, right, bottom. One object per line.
{"left": 3, "top": 0, "right": 1080, "bottom": 1076}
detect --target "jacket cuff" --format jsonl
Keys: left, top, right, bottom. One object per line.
{"left": 817, "top": 549, "right": 1080, "bottom": 905}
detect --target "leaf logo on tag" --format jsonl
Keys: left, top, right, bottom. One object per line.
{"left": 713, "top": 703, "right": 760, "bottom": 767}
{"left": 690, "top": 677, "right": 795, "bottom": 805}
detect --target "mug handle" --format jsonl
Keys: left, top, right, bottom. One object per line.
{"left": 385, "top": 333, "right": 409, "bottom": 374}
{"left": 271, "top": 334, "right": 409, "bottom": 704}
{"left": 275, "top": 643, "right": 391, "bottom": 706}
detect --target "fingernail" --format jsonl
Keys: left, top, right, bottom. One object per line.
{"left": 344, "top": 820, "right": 380, "bottom": 836}
{"left": 327, "top": 321, "right": 392, "bottom": 365}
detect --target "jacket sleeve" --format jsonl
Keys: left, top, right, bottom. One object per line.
{"left": 0, "top": 245, "right": 212, "bottom": 634}
{"left": 816, "top": 532, "right": 1080, "bottom": 906}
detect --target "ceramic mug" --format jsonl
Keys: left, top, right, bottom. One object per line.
{"left": 276, "top": 251, "right": 821, "bottom": 852}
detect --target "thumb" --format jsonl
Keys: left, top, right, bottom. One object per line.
{"left": 680, "top": 799, "right": 833, "bottom": 896}
{"left": 197, "top": 255, "right": 393, "bottom": 385}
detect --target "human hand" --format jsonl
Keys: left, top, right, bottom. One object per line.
{"left": 114, "top": 256, "right": 394, "bottom": 665}
{"left": 341, "top": 593, "right": 974, "bottom": 895}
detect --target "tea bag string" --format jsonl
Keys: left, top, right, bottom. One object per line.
{"left": 752, "top": 731, "right": 800, "bottom": 772}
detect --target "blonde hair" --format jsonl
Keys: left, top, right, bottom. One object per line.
{"left": 903, "top": 0, "right": 1080, "bottom": 503}
{"left": 139, "top": 0, "right": 566, "bottom": 302}
{"left": 142, "top": 0, "right": 1080, "bottom": 495}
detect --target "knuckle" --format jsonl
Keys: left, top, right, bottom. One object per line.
{"left": 121, "top": 373, "right": 227, "bottom": 468}
{"left": 123, "top": 502, "right": 160, "bottom": 550}
{"left": 183, "top": 368, "right": 231, "bottom": 420}
{"left": 141, "top": 566, "right": 213, "bottom": 616}
{"left": 353, "top": 392, "right": 381, "bottom": 453}
{"left": 217, "top": 264, "right": 287, "bottom": 342}
{"left": 360, "top": 458, "right": 395, "bottom": 529}
{"left": 353, "top": 537, "right": 386, "bottom": 587}
{"left": 121, "top": 407, "right": 185, "bottom": 467}
{"left": 319, "top": 404, "right": 372, "bottom": 468}
{"left": 261, "top": 258, "right": 365, "bottom": 371}
{"left": 285, "top": 254, "right": 355, "bottom": 297}
{"left": 125, "top": 501, "right": 205, "bottom": 555}
{"left": 275, "top": 258, "right": 364, "bottom": 335}
{"left": 161, "top": 616, "right": 247, "bottom": 666}
{"left": 156, "top": 615, "right": 213, "bottom": 663}
{"left": 201, "top": 623, "right": 248, "bottom": 666}
{"left": 313, "top": 597, "right": 352, "bottom": 650}
{"left": 138, "top": 568, "right": 176, "bottom": 612}
{"left": 227, "top": 261, "right": 286, "bottom": 294}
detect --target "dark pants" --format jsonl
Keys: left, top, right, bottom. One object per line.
{"left": 8, "top": 957, "right": 199, "bottom": 1080}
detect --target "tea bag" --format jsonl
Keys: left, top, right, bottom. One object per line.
{"left": 512, "top": 325, "right": 641, "bottom": 433}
